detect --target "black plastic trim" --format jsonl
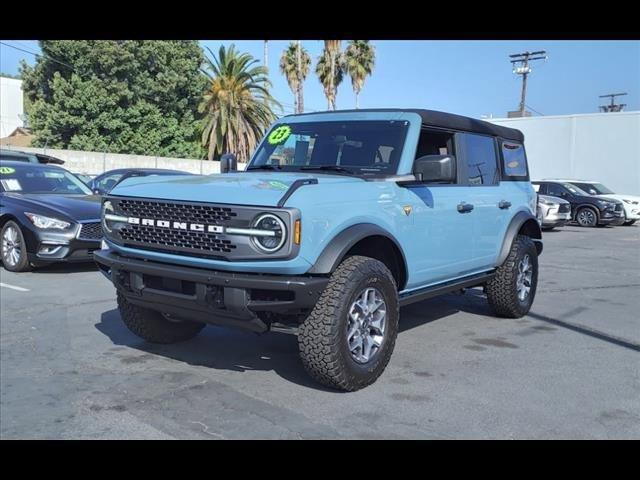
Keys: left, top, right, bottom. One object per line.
{"left": 277, "top": 178, "right": 318, "bottom": 207}
{"left": 496, "top": 211, "right": 542, "bottom": 266}
{"left": 399, "top": 271, "right": 495, "bottom": 307}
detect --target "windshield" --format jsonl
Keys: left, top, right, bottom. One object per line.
{"left": 249, "top": 120, "right": 410, "bottom": 176}
{"left": 562, "top": 183, "right": 590, "bottom": 196}
{"left": 0, "top": 164, "right": 92, "bottom": 195}
{"left": 572, "top": 182, "right": 614, "bottom": 195}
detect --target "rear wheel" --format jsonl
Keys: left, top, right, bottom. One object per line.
{"left": 1, "top": 221, "right": 32, "bottom": 272}
{"left": 486, "top": 235, "right": 538, "bottom": 318}
{"left": 117, "top": 292, "right": 205, "bottom": 343}
{"left": 576, "top": 207, "right": 598, "bottom": 227}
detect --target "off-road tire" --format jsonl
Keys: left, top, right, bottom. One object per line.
{"left": 1, "top": 221, "right": 32, "bottom": 272}
{"left": 298, "top": 255, "right": 399, "bottom": 392}
{"left": 576, "top": 207, "right": 599, "bottom": 227}
{"left": 486, "top": 234, "right": 538, "bottom": 318}
{"left": 117, "top": 292, "right": 205, "bottom": 343}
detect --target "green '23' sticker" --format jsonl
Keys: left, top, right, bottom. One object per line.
{"left": 0, "top": 167, "right": 16, "bottom": 174}
{"left": 268, "top": 125, "right": 292, "bottom": 145}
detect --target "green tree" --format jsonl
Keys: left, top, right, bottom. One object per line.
{"left": 316, "top": 48, "right": 344, "bottom": 110}
{"left": 280, "top": 41, "right": 311, "bottom": 114}
{"left": 199, "top": 44, "right": 280, "bottom": 162}
{"left": 20, "top": 41, "right": 207, "bottom": 158}
{"left": 343, "top": 40, "right": 375, "bottom": 109}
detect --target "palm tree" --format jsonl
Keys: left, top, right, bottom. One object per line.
{"left": 323, "top": 40, "right": 341, "bottom": 110}
{"left": 199, "top": 44, "right": 280, "bottom": 162}
{"left": 279, "top": 41, "right": 310, "bottom": 113}
{"left": 343, "top": 40, "right": 375, "bottom": 109}
{"left": 316, "top": 48, "right": 344, "bottom": 110}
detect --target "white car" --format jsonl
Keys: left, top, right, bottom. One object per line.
{"left": 535, "top": 193, "right": 572, "bottom": 230}
{"left": 562, "top": 180, "right": 640, "bottom": 226}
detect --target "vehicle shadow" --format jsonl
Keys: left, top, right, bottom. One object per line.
{"left": 32, "top": 262, "right": 98, "bottom": 274}
{"left": 95, "top": 294, "right": 473, "bottom": 390}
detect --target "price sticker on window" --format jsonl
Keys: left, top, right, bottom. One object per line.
{"left": 1, "top": 179, "right": 22, "bottom": 191}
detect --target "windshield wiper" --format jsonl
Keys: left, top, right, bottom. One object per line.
{"left": 246, "top": 165, "right": 282, "bottom": 171}
{"left": 299, "top": 165, "right": 355, "bottom": 175}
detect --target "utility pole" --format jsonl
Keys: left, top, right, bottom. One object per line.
{"left": 509, "top": 50, "right": 548, "bottom": 118}
{"left": 263, "top": 40, "right": 268, "bottom": 73}
{"left": 599, "top": 93, "right": 627, "bottom": 112}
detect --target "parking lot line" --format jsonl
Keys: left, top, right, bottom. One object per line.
{"left": 0, "top": 282, "right": 30, "bottom": 292}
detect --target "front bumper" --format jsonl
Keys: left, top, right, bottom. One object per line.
{"left": 94, "top": 249, "right": 329, "bottom": 332}
{"left": 542, "top": 209, "right": 571, "bottom": 228}
{"left": 23, "top": 224, "right": 101, "bottom": 265}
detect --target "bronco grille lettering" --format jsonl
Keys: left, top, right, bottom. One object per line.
{"left": 124, "top": 217, "right": 224, "bottom": 234}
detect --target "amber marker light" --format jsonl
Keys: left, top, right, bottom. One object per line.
{"left": 294, "top": 219, "right": 301, "bottom": 245}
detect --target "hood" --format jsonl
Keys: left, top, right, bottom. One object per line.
{"left": 5, "top": 193, "right": 102, "bottom": 221}
{"left": 596, "top": 193, "right": 640, "bottom": 204}
{"left": 109, "top": 171, "right": 364, "bottom": 207}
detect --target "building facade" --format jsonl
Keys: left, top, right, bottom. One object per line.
{"left": 489, "top": 111, "right": 639, "bottom": 195}
{"left": 0, "top": 76, "right": 24, "bottom": 138}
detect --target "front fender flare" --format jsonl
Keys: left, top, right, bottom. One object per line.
{"left": 496, "top": 211, "right": 543, "bottom": 266}
{"left": 307, "top": 223, "right": 407, "bottom": 278}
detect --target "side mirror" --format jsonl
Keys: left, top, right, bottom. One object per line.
{"left": 220, "top": 153, "right": 238, "bottom": 174}
{"left": 413, "top": 155, "right": 456, "bottom": 183}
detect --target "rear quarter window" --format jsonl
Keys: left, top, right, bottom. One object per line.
{"left": 501, "top": 141, "right": 529, "bottom": 179}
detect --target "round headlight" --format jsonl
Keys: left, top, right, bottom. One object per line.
{"left": 251, "top": 214, "right": 286, "bottom": 253}
{"left": 102, "top": 200, "right": 114, "bottom": 233}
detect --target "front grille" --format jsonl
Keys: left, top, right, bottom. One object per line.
{"left": 78, "top": 222, "right": 103, "bottom": 240}
{"left": 119, "top": 224, "right": 237, "bottom": 253}
{"left": 558, "top": 204, "right": 571, "bottom": 213}
{"left": 118, "top": 199, "right": 238, "bottom": 223}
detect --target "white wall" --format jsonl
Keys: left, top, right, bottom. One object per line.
{"left": 0, "top": 77, "right": 24, "bottom": 138}
{"left": 2, "top": 145, "right": 246, "bottom": 176}
{"left": 490, "top": 111, "right": 640, "bottom": 195}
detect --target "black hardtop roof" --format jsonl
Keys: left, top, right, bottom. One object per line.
{"left": 284, "top": 108, "right": 524, "bottom": 142}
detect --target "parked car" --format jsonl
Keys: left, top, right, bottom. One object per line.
{"left": 95, "top": 108, "right": 543, "bottom": 391}
{"left": 532, "top": 180, "right": 625, "bottom": 227}
{"left": 73, "top": 172, "right": 94, "bottom": 186}
{"left": 0, "top": 161, "right": 102, "bottom": 271}
{"left": 562, "top": 180, "right": 639, "bottom": 226}
{"left": 0, "top": 148, "right": 65, "bottom": 165}
{"left": 534, "top": 190, "right": 572, "bottom": 230}
{"left": 89, "top": 168, "right": 193, "bottom": 195}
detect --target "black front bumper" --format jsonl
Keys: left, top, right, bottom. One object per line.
{"left": 94, "top": 250, "right": 329, "bottom": 332}
{"left": 23, "top": 225, "right": 101, "bottom": 265}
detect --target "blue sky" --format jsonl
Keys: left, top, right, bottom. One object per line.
{"left": 1, "top": 40, "right": 638, "bottom": 118}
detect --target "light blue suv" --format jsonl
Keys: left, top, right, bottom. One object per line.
{"left": 95, "top": 109, "right": 542, "bottom": 391}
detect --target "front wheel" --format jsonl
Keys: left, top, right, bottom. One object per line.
{"left": 623, "top": 220, "right": 636, "bottom": 226}
{"left": 1, "top": 221, "right": 32, "bottom": 272}
{"left": 486, "top": 235, "right": 538, "bottom": 318}
{"left": 576, "top": 207, "right": 598, "bottom": 227}
{"left": 298, "top": 256, "right": 399, "bottom": 392}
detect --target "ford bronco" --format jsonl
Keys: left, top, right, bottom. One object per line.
{"left": 94, "top": 109, "right": 542, "bottom": 391}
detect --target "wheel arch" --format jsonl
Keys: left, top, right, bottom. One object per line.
{"left": 307, "top": 223, "right": 408, "bottom": 291}
{"left": 496, "top": 211, "right": 543, "bottom": 267}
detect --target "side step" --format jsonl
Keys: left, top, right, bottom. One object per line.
{"left": 399, "top": 271, "right": 495, "bottom": 307}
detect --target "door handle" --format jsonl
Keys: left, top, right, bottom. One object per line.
{"left": 457, "top": 202, "right": 474, "bottom": 213}
{"left": 498, "top": 200, "right": 512, "bottom": 209}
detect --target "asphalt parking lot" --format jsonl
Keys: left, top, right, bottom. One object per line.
{"left": 1, "top": 225, "right": 639, "bottom": 439}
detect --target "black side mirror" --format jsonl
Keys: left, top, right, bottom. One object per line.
{"left": 220, "top": 153, "right": 238, "bottom": 173}
{"left": 413, "top": 155, "right": 456, "bottom": 183}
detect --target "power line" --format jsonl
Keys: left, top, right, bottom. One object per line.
{"left": 524, "top": 104, "right": 545, "bottom": 116}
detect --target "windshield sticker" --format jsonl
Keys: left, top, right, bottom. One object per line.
{"left": 507, "top": 161, "right": 520, "bottom": 169}
{"left": 0, "top": 166, "right": 16, "bottom": 174}
{"left": 254, "top": 180, "right": 291, "bottom": 191}
{"left": 268, "top": 125, "right": 292, "bottom": 145}
{"left": 1, "top": 179, "right": 22, "bottom": 191}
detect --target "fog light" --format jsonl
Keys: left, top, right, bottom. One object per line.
{"left": 101, "top": 239, "right": 108, "bottom": 250}
{"left": 38, "top": 245, "right": 62, "bottom": 255}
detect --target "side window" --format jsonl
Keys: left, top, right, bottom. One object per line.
{"left": 414, "top": 128, "right": 457, "bottom": 183}
{"left": 459, "top": 133, "right": 498, "bottom": 186}
{"left": 97, "top": 173, "right": 123, "bottom": 192}
{"left": 546, "top": 183, "right": 567, "bottom": 198}
{"left": 501, "top": 141, "right": 528, "bottom": 178}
